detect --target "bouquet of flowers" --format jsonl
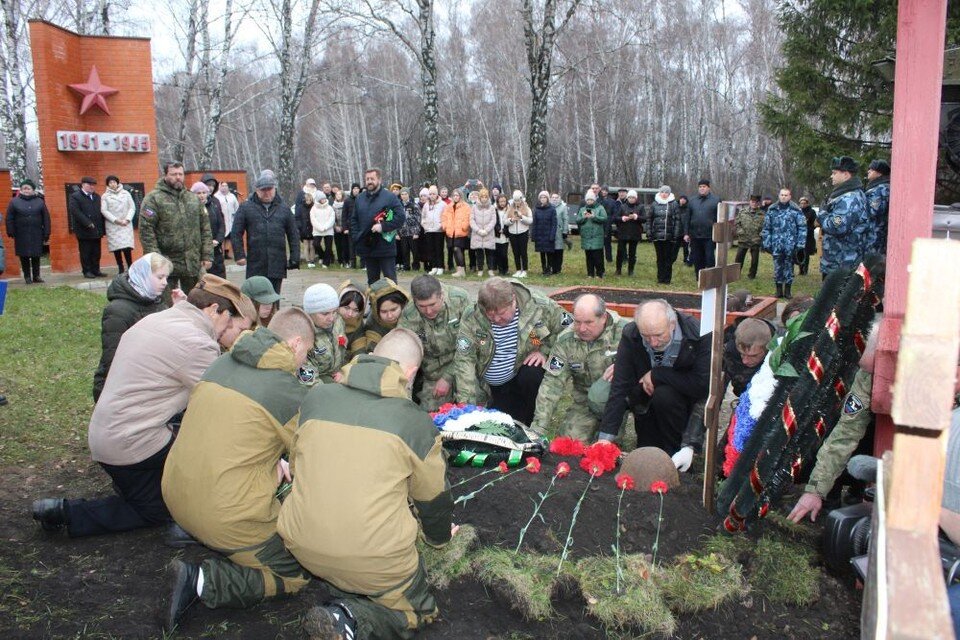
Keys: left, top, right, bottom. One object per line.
{"left": 365, "top": 208, "right": 397, "bottom": 246}
{"left": 433, "top": 403, "right": 545, "bottom": 468}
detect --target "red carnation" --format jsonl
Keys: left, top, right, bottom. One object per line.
{"left": 337, "top": 335, "right": 347, "bottom": 347}
{"left": 582, "top": 441, "right": 622, "bottom": 472}
{"left": 497, "top": 461, "right": 509, "bottom": 474}
{"left": 555, "top": 462, "right": 571, "bottom": 478}
{"left": 525, "top": 457, "right": 542, "bottom": 474}
{"left": 549, "top": 436, "right": 585, "bottom": 457}
{"left": 615, "top": 473, "right": 635, "bottom": 491}
{"left": 579, "top": 457, "right": 605, "bottom": 477}
{"left": 650, "top": 480, "right": 669, "bottom": 495}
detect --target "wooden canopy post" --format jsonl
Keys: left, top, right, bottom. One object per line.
{"left": 697, "top": 201, "right": 741, "bottom": 512}
{"left": 862, "top": 238, "right": 959, "bottom": 639}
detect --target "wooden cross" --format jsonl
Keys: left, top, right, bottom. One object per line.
{"left": 696, "top": 202, "right": 741, "bottom": 513}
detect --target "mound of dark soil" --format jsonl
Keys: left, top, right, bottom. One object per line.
{"left": 0, "top": 454, "right": 860, "bottom": 639}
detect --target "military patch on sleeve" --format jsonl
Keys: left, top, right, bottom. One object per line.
{"left": 297, "top": 366, "right": 316, "bottom": 384}
{"left": 832, "top": 215, "right": 843, "bottom": 226}
{"left": 843, "top": 393, "right": 864, "bottom": 415}
{"left": 561, "top": 312, "right": 574, "bottom": 327}
{"left": 456, "top": 336, "right": 471, "bottom": 353}
{"left": 143, "top": 208, "right": 156, "bottom": 218}
{"left": 548, "top": 355, "right": 565, "bottom": 371}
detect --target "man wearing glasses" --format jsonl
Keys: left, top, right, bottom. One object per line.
{"left": 598, "top": 299, "right": 711, "bottom": 472}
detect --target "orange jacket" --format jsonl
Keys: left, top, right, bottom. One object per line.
{"left": 442, "top": 201, "right": 471, "bottom": 238}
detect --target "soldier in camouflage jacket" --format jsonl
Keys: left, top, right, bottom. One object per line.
{"left": 531, "top": 295, "right": 626, "bottom": 440}
{"left": 140, "top": 164, "right": 213, "bottom": 298}
{"left": 734, "top": 196, "right": 764, "bottom": 279}
{"left": 865, "top": 159, "right": 890, "bottom": 255}
{"left": 397, "top": 276, "right": 471, "bottom": 411}
{"left": 817, "top": 156, "right": 869, "bottom": 278}
{"left": 453, "top": 278, "right": 570, "bottom": 420}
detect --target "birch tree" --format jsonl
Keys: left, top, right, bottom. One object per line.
{"left": 0, "top": 0, "right": 30, "bottom": 184}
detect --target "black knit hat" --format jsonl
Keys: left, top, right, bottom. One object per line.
{"left": 830, "top": 156, "right": 859, "bottom": 173}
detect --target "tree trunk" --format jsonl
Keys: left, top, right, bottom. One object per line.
{"left": 173, "top": 0, "right": 201, "bottom": 161}
{"left": 418, "top": 0, "right": 438, "bottom": 185}
{"left": 0, "top": 0, "right": 28, "bottom": 185}
{"left": 198, "top": 0, "right": 235, "bottom": 169}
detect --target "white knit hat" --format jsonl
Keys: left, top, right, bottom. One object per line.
{"left": 512, "top": 190, "right": 524, "bottom": 202}
{"left": 584, "top": 191, "right": 597, "bottom": 202}
{"left": 627, "top": 189, "right": 638, "bottom": 199}
{"left": 303, "top": 283, "right": 339, "bottom": 313}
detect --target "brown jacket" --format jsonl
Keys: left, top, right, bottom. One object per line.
{"left": 88, "top": 302, "right": 219, "bottom": 466}
{"left": 162, "top": 328, "right": 307, "bottom": 550}
{"left": 277, "top": 355, "right": 453, "bottom": 594}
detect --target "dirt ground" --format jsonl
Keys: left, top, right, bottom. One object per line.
{"left": 0, "top": 451, "right": 860, "bottom": 639}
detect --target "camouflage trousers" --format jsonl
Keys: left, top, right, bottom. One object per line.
{"left": 199, "top": 533, "right": 311, "bottom": 609}
{"left": 416, "top": 378, "right": 457, "bottom": 412}
{"left": 325, "top": 556, "right": 438, "bottom": 640}
{"left": 557, "top": 390, "right": 631, "bottom": 448}
{"left": 772, "top": 254, "right": 795, "bottom": 284}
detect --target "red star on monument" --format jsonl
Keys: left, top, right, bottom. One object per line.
{"left": 68, "top": 66, "right": 119, "bottom": 115}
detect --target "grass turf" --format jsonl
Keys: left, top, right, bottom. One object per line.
{"left": 0, "top": 286, "right": 104, "bottom": 466}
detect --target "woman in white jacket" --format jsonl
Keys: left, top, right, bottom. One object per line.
{"left": 101, "top": 175, "right": 136, "bottom": 273}
{"left": 505, "top": 190, "right": 533, "bottom": 277}
{"left": 309, "top": 191, "right": 336, "bottom": 268}
{"left": 470, "top": 188, "right": 498, "bottom": 277}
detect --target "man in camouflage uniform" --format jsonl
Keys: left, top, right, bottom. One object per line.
{"left": 140, "top": 162, "right": 213, "bottom": 301}
{"left": 453, "top": 277, "right": 571, "bottom": 425}
{"left": 817, "top": 155, "right": 869, "bottom": 279}
{"left": 397, "top": 275, "right": 471, "bottom": 411}
{"left": 298, "top": 283, "right": 347, "bottom": 385}
{"left": 734, "top": 194, "right": 764, "bottom": 280}
{"left": 761, "top": 188, "right": 806, "bottom": 299}
{"left": 865, "top": 158, "right": 890, "bottom": 255}
{"left": 531, "top": 294, "right": 626, "bottom": 440}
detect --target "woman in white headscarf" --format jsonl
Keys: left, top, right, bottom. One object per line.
{"left": 92, "top": 252, "right": 174, "bottom": 401}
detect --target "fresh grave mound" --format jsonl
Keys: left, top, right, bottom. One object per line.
{"left": 416, "top": 452, "right": 862, "bottom": 639}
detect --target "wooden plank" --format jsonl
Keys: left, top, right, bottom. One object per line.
{"left": 886, "top": 528, "right": 952, "bottom": 639}
{"left": 891, "top": 239, "right": 960, "bottom": 430}
{"left": 887, "top": 427, "right": 948, "bottom": 534}
{"left": 860, "top": 454, "right": 888, "bottom": 640}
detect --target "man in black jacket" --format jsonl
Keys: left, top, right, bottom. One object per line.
{"left": 683, "top": 179, "right": 721, "bottom": 277}
{"left": 350, "top": 167, "right": 405, "bottom": 285}
{"left": 599, "top": 299, "right": 710, "bottom": 460}
{"left": 232, "top": 170, "right": 299, "bottom": 294}
{"left": 68, "top": 176, "right": 106, "bottom": 278}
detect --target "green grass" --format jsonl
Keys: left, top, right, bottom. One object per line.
{"left": 574, "top": 554, "right": 676, "bottom": 636}
{"left": 473, "top": 548, "right": 563, "bottom": 621}
{"left": 750, "top": 536, "right": 821, "bottom": 606}
{"left": 420, "top": 523, "right": 478, "bottom": 589}
{"left": 0, "top": 286, "right": 105, "bottom": 466}
{"left": 656, "top": 551, "right": 745, "bottom": 613}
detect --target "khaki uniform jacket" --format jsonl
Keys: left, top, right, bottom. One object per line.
{"left": 735, "top": 206, "right": 764, "bottom": 247}
{"left": 805, "top": 369, "right": 873, "bottom": 498}
{"left": 162, "top": 328, "right": 307, "bottom": 550}
{"left": 531, "top": 310, "right": 626, "bottom": 433}
{"left": 140, "top": 178, "right": 213, "bottom": 278}
{"left": 397, "top": 284, "right": 470, "bottom": 384}
{"left": 453, "top": 281, "right": 571, "bottom": 404}
{"left": 299, "top": 314, "right": 347, "bottom": 385}
{"left": 278, "top": 356, "right": 453, "bottom": 594}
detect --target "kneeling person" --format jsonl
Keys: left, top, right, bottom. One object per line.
{"left": 158, "top": 308, "right": 316, "bottom": 631}
{"left": 278, "top": 328, "right": 454, "bottom": 640}
{"left": 531, "top": 294, "right": 626, "bottom": 440}
{"left": 299, "top": 283, "right": 348, "bottom": 384}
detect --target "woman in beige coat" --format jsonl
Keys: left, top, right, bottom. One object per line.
{"left": 101, "top": 175, "right": 136, "bottom": 273}
{"left": 469, "top": 188, "right": 498, "bottom": 276}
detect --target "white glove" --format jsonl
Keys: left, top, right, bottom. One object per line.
{"left": 672, "top": 446, "right": 694, "bottom": 473}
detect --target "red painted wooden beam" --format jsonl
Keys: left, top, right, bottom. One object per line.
{"left": 873, "top": 0, "right": 948, "bottom": 455}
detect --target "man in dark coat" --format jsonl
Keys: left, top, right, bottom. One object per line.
{"left": 683, "top": 179, "right": 721, "bottom": 277}
{"left": 68, "top": 176, "right": 106, "bottom": 278}
{"left": 233, "top": 170, "right": 300, "bottom": 295}
{"left": 599, "top": 185, "right": 619, "bottom": 263}
{"left": 350, "top": 168, "right": 405, "bottom": 285}
{"left": 341, "top": 183, "right": 362, "bottom": 268}
{"left": 5, "top": 178, "right": 51, "bottom": 283}
{"left": 201, "top": 174, "right": 226, "bottom": 278}
{"left": 798, "top": 195, "right": 817, "bottom": 275}
{"left": 599, "top": 299, "right": 711, "bottom": 467}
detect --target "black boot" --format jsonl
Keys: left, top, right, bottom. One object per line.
{"left": 32, "top": 263, "right": 44, "bottom": 284}
{"left": 157, "top": 560, "right": 201, "bottom": 632}
{"left": 32, "top": 498, "right": 68, "bottom": 531}
{"left": 23, "top": 274, "right": 32, "bottom": 284}
{"left": 0, "top": 395, "right": 7, "bottom": 406}
{"left": 784, "top": 283, "right": 792, "bottom": 299}
{"left": 775, "top": 283, "right": 784, "bottom": 298}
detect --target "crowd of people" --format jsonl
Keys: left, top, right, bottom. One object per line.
{"left": 5, "top": 153, "right": 903, "bottom": 638}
